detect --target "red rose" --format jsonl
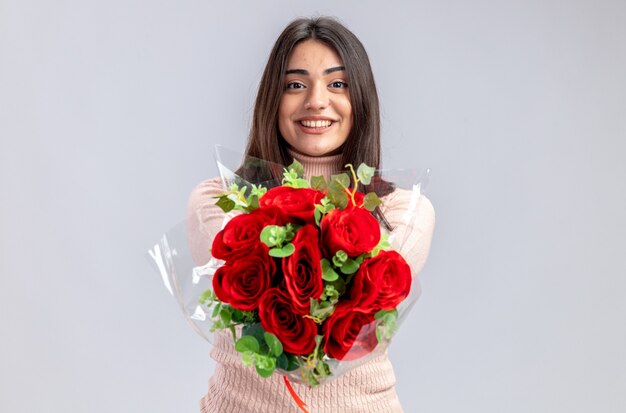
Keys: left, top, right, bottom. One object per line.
{"left": 320, "top": 207, "right": 381, "bottom": 258}
{"left": 347, "top": 250, "right": 412, "bottom": 311}
{"left": 282, "top": 225, "right": 323, "bottom": 314}
{"left": 259, "top": 186, "right": 325, "bottom": 224}
{"left": 212, "top": 246, "right": 276, "bottom": 311}
{"left": 258, "top": 288, "right": 318, "bottom": 355}
{"left": 211, "top": 207, "right": 285, "bottom": 260}
{"left": 323, "top": 304, "right": 378, "bottom": 361}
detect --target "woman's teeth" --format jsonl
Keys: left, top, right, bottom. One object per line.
{"left": 300, "top": 120, "right": 332, "bottom": 128}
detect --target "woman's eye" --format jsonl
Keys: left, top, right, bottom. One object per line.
{"left": 286, "top": 81, "right": 305, "bottom": 90}
{"left": 330, "top": 81, "right": 348, "bottom": 89}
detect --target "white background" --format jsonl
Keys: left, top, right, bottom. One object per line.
{"left": 1, "top": 1, "right": 625, "bottom": 412}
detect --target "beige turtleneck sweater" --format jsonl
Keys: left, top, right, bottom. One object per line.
{"left": 187, "top": 150, "right": 435, "bottom": 413}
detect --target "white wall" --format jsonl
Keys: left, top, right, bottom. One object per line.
{"left": 1, "top": 1, "right": 625, "bottom": 412}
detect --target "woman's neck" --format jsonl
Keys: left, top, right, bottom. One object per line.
{"left": 287, "top": 148, "right": 343, "bottom": 180}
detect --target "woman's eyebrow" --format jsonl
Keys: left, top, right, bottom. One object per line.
{"left": 285, "top": 66, "right": 346, "bottom": 75}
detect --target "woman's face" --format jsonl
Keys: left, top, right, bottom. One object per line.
{"left": 278, "top": 40, "right": 353, "bottom": 157}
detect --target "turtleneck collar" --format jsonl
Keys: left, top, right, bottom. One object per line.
{"left": 287, "top": 148, "right": 343, "bottom": 180}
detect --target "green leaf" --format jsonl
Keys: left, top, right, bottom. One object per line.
{"left": 247, "top": 195, "right": 260, "bottom": 211}
{"left": 264, "top": 332, "right": 283, "bottom": 357}
{"left": 363, "top": 192, "right": 382, "bottom": 211}
{"left": 260, "top": 225, "right": 278, "bottom": 247}
{"left": 286, "top": 354, "right": 300, "bottom": 371}
{"left": 326, "top": 191, "right": 348, "bottom": 209}
{"left": 357, "top": 163, "right": 376, "bottom": 185}
{"left": 337, "top": 250, "right": 348, "bottom": 262}
{"left": 241, "top": 351, "right": 254, "bottom": 367}
{"left": 219, "top": 308, "right": 232, "bottom": 324}
{"left": 310, "top": 175, "right": 328, "bottom": 191}
{"left": 235, "top": 335, "right": 260, "bottom": 354}
{"left": 254, "top": 354, "right": 277, "bottom": 378}
{"left": 269, "top": 243, "right": 295, "bottom": 257}
{"left": 340, "top": 258, "right": 360, "bottom": 275}
{"left": 250, "top": 184, "right": 267, "bottom": 198}
{"left": 230, "top": 308, "right": 243, "bottom": 322}
{"left": 314, "top": 358, "right": 331, "bottom": 378}
{"left": 284, "top": 223, "right": 298, "bottom": 242}
{"left": 287, "top": 160, "right": 305, "bottom": 178}
{"left": 255, "top": 354, "right": 276, "bottom": 369}
{"left": 255, "top": 364, "right": 275, "bottom": 378}
{"left": 241, "top": 310, "right": 259, "bottom": 324}
{"left": 321, "top": 258, "right": 339, "bottom": 281}
{"left": 289, "top": 178, "right": 310, "bottom": 188}
{"left": 211, "top": 302, "right": 221, "bottom": 318}
{"left": 199, "top": 289, "right": 213, "bottom": 305}
{"left": 310, "top": 299, "right": 335, "bottom": 321}
{"left": 242, "top": 323, "right": 265, "bottom": 344}
{"left": 314, "top": 208, "right": 322, "bottom": 226}
{"left": 276, "top": 353, "right": 288, "bottom": 370}
{"left": 330, "top": 173, "right": 350, "bottom": 190}
{"left": 215, "top": 196, "right": 236, "bottom": 213}
{"left": 321, "top": 283, "right": 341, "bottom": 302}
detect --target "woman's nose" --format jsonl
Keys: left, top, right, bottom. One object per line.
{"left": 304, "top": 82, "right": 329, "bottom": 110}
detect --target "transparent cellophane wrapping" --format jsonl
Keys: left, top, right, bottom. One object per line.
{"left": 148, "top": 145, "right": 431, "bottom": 385}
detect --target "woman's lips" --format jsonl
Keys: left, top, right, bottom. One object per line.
{"left": 297, "top": 119, "right": 335, "bottom": 134}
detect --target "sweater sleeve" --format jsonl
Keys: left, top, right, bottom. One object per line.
{"left": 380, "top": 189, "right": 436, "bottom": 277}
{"left": 187, "top": 177, "right": 240, "bottom": 265}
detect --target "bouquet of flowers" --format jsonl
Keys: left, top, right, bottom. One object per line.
{"left": 149, "top": 146, "right": 431, "bottom": 392}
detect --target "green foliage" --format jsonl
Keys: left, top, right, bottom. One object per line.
{"left": 326, "top": 190, "right": 348, "bottom": 209}
{"left": 330, "top": 173, "right": 350, "bottom": 190}
{"left": 250, "top": 184, "right": 267, "bottom": 198}
{"left": 260, "top": 224, "right": 298, "bottom": 257}
{"left": 309, "top": 298, "right": 335, "bottom": 323}
{"left": 215, "top": 196, "right": 236, "bottom": 213}
{"left": 235, "top": 335, "right": 260, "bottom": 353}
{"left": 363, "top": 192, "right": 382, "bottom": 211}
{"left": 276, "top": 353, "right": 299, "bottom": 371}
{"left": 264, "top": 332, "right": 283, "bottom": 357}
{"left": 268, "top": 243, "right": 295, "bottom": 257}
{"left": 260, "top": 224, "right": 297, "bottom": 247}
{"left": 357, "top": 163, "right": 376, "bottom": 185}
{"left": 282, "top": 160, "right": 309, "bottom": 188}
{"left": 213, "top": 183, "right": 268, "bottom": 213}
{"left": 297, "top": 335, "right": 332, "bottom": 386}
{"left": 321, "top": 281, "right": 344, "bottom": 302}
{"left": 315, "top": 198, "right": 337, "bottom": 225}
{"left": 233, "top": 324, "right": 290, "bottom": 380}
{"left": 242, "top": 323, "right": 265, "bottom": 344}
{"left": 331, "top": 250, "right": 361, "bottom": 275}
{"left": 255, "top": 355, "right": 277, "bottom": 377}
{"left": 288, "top": 159, "right": 305, "bottom": 178}
{"left": 375, "top": 309, "right": 399, "bottom": 341}
{"left": 321, "top": 258, "right": 339, "bottom": 281}
{"left": 310, "top": 175, "right": 328, "bottom": 192}
{"left": 199, "top": 289, "right": 216, "bottom": 306}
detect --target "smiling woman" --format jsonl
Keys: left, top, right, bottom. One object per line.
{"left": 187, "top": 16, "right": 436, "bottom": 413}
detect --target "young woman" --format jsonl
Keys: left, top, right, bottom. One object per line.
{"left": 188, "top": 16, "right": 435, "bottom": 413}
